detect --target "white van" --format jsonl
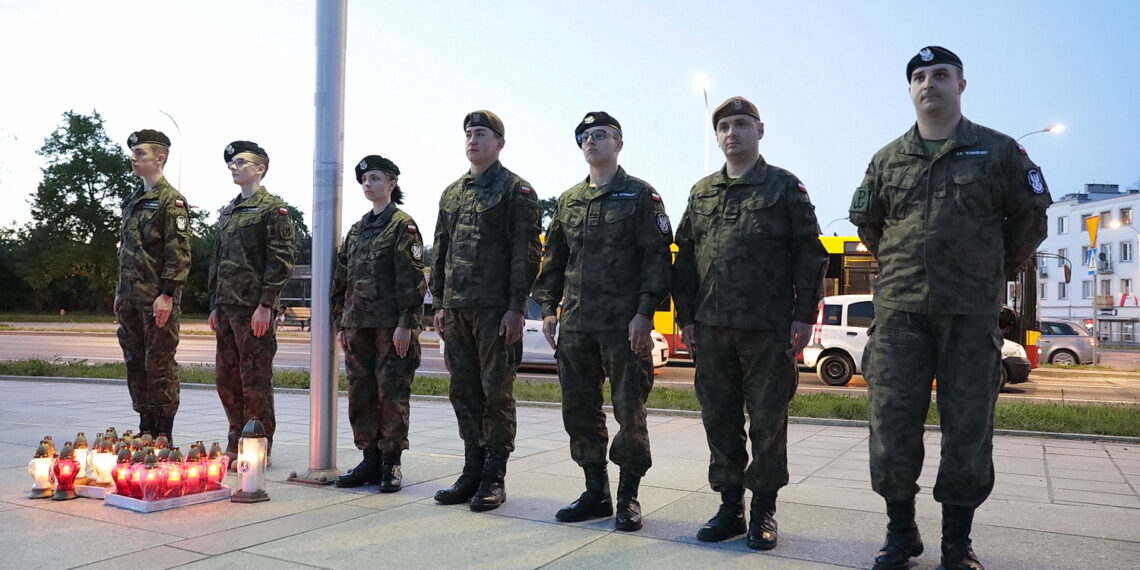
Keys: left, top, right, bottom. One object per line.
{"left": 801, "top": 294, "right": 1031, "bottom": 388}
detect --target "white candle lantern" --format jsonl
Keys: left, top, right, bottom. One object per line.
{"left": 27, "top": 443, "right": 55, "bottom": 499}
{"left": 231, "top": 417, "right": 269, "bottom": 503}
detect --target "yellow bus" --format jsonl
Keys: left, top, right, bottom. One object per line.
{"left": 654, "top": 236, "right": 876, "bottom": 360}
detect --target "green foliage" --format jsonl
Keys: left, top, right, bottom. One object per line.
{"left": 538, "top": 196, "right": 558, "bottom": 232}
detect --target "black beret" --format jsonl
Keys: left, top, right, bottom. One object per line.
{"left": 574, "top": 111, "right": 622, "bottom": 141}
{"left": 127, "top": 129, "right": 170, "bottom": 149}
{"left": 463, "top": 110, "right": 504, "bottom": 137}
{"left": 355, "top": 155, "right": 400, "bottom": 184}
{"left": 711, "top": 96, "right": 761, "bottom": 127}
{"left": 224, "top": 140, "right": 269, "bottom": 164}
{"left": 906, "top": 46, "right": 963, "bottom": 79}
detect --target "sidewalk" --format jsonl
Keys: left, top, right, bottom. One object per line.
{"left": 2, "top": 378, "right": 1138, "bottom": 569}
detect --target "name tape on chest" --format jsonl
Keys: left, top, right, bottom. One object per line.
{"left": 954, "top": 149, "right": 991, "bottom": 158}
{"left": 233, "top": 206, "right": 260, "bottom": 214}
{"left": 609, "top": 191, "right": 638, "bottom": 199}
{"left": 140, "top": 200, "right": 161, "bottom": 210}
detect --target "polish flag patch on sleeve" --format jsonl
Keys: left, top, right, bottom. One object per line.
{"left": 174, "top": 199, "right": 185, "bottom": 208}
{"left": 520, "top": 186, "right": 533, "bottom": 195}
{"left": 279, "top": 207, "right": 289, "bottom": 215}
{"left": 651, "top": 192, "right": 662, "bottom": 202}
{"left": 1017, "top": 144, "right": 1028, "bottom": 155}
{"left": 406, "top": 224, "right": 418, "bottom": 233}
{"left": 797, "top": 182, "right": 809, "bottom": 193}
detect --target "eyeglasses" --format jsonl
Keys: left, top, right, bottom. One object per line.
{"left": 227, "top": 158, "right": 261, "bottom": 169}
{"left": 576, "top": 130, "right": 618, "bottom": 146}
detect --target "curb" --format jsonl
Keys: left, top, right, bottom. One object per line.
{"left": 4, "top": 374, "right": 1138, "bottom": 444}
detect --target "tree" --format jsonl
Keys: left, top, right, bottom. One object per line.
{"left": 538, "top": 196, "right": 557, "bottom": 235}
{"left": 20, "top": 111, "right": 134, "bottom": 312}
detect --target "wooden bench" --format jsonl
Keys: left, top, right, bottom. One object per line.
{"left": 281, "top": 306, "right": 312, "bottom": 331}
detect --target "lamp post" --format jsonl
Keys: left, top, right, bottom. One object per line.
{"left": 157, "top": 109, "right": 183, "bottom": 190}
{"left": 1017, "top": 123, "right": 1065, "bottom": 142}
{"left": 691, "top": 74, "right": 711, "bottom": 174}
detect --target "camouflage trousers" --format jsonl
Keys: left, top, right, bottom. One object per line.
{"left": 117, "top": 301, "right": 181, "bottom": 418}
{"left": 442, "top": 307, "right": 520, "bottom": 453}
{"left": 863, "top": 307, "right": 1001, "bottom": 509}
{"left": 693, "top": 325, "right": 797, "bottom": 493}
{"left": 214, "top": 304, "right": 277, "bottom": 453}
{"left": 343, "top": 327, "right": 421, "bottom": 453}
{"left": 557, "top": 330, "right": 654, "bottom": 477}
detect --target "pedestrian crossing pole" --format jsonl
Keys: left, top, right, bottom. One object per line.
{"left": 1087, "top": 215, "right": 1100, "bottom": 364}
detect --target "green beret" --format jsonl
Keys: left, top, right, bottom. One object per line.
{"left": 464, "top": 110, "right": 504, "bottom": 137}
{"left": 711, "top": 97, "right": 761, "bottom": 127}
{"left": 355, "top": 155, "right": 400, "bottom": 184}
{"left": 574, "top": 111, "right": 622, "bottom": 144}
{"left": 906, "top": 46, "right": 963, "bottom": 79}
{"left": 224, "top": 140, "right": 269, "bottom": 164}
{"left": 127, "top": 129, "right": 170, "bottom": 149}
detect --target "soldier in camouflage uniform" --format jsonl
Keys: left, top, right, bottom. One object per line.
{"left": 533, "top": 112, "right": 671, "bottom": 532}
{"left": 849, "top": 47, "right": 1051, "bottom": 570}
{"left": 431, "top": 110, "right": 542, "bottom": 512}
{"left": 115, "top": 129, "right": 191, "bottom": 441}
{"left": 331, "top": 155, "right": 425, "bottom": 493}
{"left": 673, "top": 98, "right": 828, "bottom": 550}
{"left": 207, "top": 141, "right": 295, "bottom": 466}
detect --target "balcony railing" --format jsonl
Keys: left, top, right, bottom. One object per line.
{"left": 1095, "top": 295, "right": 1116, "bottom": 309}
{"left": 1098, "top": 260, "right": 1114, "bottom": 274}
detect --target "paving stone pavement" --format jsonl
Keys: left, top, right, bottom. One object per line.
{"left": 1, "top": 378, "right": 1138, "bottom": 569}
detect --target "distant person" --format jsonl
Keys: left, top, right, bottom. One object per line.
{"left": 115, "top": 129, "right": 191, "bottom": 440}
{"left": 849, "top": 46, "right": 1051, "bottom": 570}
{"left": 533, "top": 112, "right": 672, "bottom": 531}
{"left": 673, "top": 97, "right": 828, "bottom": 550}
{"left": 431, "top": 111, "right": 542, "bottom": 511}
{"left": 331, "top": 155, "right": 425, "bottom": 493}
{"left": 207, "top": 141, "right": 295, "bottom": 467}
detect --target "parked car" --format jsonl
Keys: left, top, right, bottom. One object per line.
{"left": 1038, "top": 319, "right": 1098, "bottom": 365}
{"left": 441, "top": 298, "right": 670, "bottom": 369}
{"left": 802, "top": 294, "right": 1031, "bottom": 388}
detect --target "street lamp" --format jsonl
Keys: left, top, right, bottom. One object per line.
{"left": 691, "top": 74, "right": 711, "bottom": 173}
{"left": 1017, "top": 123, "right": 1065, "bottom": 142}
{"left": 157, "top": 108, "right": 183, "bottom": 189}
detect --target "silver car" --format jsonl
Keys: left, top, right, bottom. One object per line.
{"left": 1038, "top": 320, "right": 1098, "bottom": 365}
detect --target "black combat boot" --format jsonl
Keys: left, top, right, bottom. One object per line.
{"left": 152, "top": 416, "right": 174, "bottom": 444}
{"left": 138, "top": 414, "right": 154, "bottom": 437}
{"left": 335, "top": 446, "right": 382, "bottom": 488}
{"left": 378, "top": 450, "right": 403, "bottom": 493}
{"left": 469, "top": 449, "right": 509, "bottom": 511}
{"left": 435, "top": 445, "right": 486, "bottom": 504}
{"left": 696, "top": 486, "right": 747, "bottom": 542}
{"left": 556, "top": 462, "right": 613, "bottom": 522}
{"left": 873, "top": 498, "right": 924, "bottom": 570}
{"left": 939, "top": 505, "right": 983, "bottom": 570}
{"left": 614, "top": 470, "right": 643, "bottom": 531}
{"left": 746, "top": 492, "right": 778, "bottom": 550}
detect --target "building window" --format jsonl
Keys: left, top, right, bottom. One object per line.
{"left": 1123, "top": 242, "right": 1133, "bottom": 262}
{"left": 1123, "top": 279, "right": 1133, "bottom": 296}
{"left": 1123, "top": 208, "right": 1134, "bottom": 226}
{"left": 1081, "top": 213, "right": 1091, "bottom": 231}
{"left": 1039, "top": 283, "right": 1047, "bottom": 301}
{"left": 1059, "top": 282, "right": 1068, "bottom": 300}
{"left": 1057, "top": 216, "right": 1068, "bottom": 234}
{"left": 1058, "top": 248, "right": 1067, "bottom": 267}
{"left": 1082, "top": 246, "right": 1091, "bottom": 264}
{"left": 1082, "top": 280, "right": 1092, "bottom": 299}
{"left": 1101, "top": 243, "right": 1113, "bottom": 261}
{"left": 1101, "top": 211, "right": 1112, "bottom": 226}
{"left": 1101, "top": 280, "right": 1112, "bottom": 296}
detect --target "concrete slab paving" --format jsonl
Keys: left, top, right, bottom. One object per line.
{"left": 2, "top": 377, "right": 1138, "bottom": 569}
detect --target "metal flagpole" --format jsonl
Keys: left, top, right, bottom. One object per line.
{"left": 289, "top": 0, "right": 346, "bottom": 485}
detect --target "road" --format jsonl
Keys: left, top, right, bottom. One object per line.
{"left": 2, "top": 332, "right": 1138, "bottom": 404}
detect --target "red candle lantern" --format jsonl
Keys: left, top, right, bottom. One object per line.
{"left": 51, "top": 444, "right": 80, "bottom": 501}
{"left": 162, "top": 463, "right": 185, "bottom": 498}
{"left": 183, "top": 463, "right": 204, "bottom": 495}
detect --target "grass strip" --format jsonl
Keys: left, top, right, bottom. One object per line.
{"left": 1, "top": 359, "right": 1137, "bottom": 437}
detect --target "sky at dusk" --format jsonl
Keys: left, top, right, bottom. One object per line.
{"left": 2, "top": 0, "right": 1138, "bottom": 241}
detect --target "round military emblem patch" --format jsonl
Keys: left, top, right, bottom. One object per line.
{"left": 176, "top": 215, "right": 188, "bottom": 231}
{"left": 919, "top": 47, "right": 934, "bottom": 62}
{"left": 584, "top": 114, "right": 595, "bottom": 124}
{"left": 358, "top": 159, "right": 368, "bottom": 170}
{"left": 225, "top": 144, "right": 235, "bottom": 155}
{"left": 411, "top": 242, "right": 423, "bottom": 261}
{"left": 1028, "top": 169, "right": 1045, "bottom": 194}
{"left": 128, "top": 133, "right": 138, "bottom": 145}
{"left": 732, "top": 99, "right": 743, "bottom": 110}
{"left": 656, "top": 213, "right": 670, "bottom": 235}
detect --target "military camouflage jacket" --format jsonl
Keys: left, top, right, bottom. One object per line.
{"left": 673, "top": 156, "right": 828, "bottom": 330}
{"left": 430, "top": 160, "right": 541, "bottom": 312}
{"left": 332, "top": 203, "right": 426, "bottom": 330}
{"left": 533, "top": 167, "right": 672, "bottom": 332}
{"left": 849, "top": 118, "right": 1051, "bottom": 315}
{"left": 116, "top": 176, "right": 191, "bottom": 305}
{"left": 207, "top": 187, "right": 296, "bottom": 310}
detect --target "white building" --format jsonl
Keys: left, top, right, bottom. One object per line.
{"left": 1038, "top": 183, "right": 1140, "bottom": 342}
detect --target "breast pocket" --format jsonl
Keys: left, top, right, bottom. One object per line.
{"left": 557, "top": 202, "right": 585, "bottom": 242}
{"left": 882, "top": 172, "right": 919, "bottom": 220}
{"left": 236, "top": 214, "right": 264, "bottom": 240}
{"left": 951, "top": 162, "right": 993, "bottom": 217}
{"left": 741, "top": 191, "right": 786, "bottom": 237}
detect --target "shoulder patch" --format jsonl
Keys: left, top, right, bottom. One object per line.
{"left": 797, "top": 182, "right": 808, "bottom": 193}
{"left": 176, "top": 215, "right": 188, "bottom": 231}
{"left": 278, "top": 207, "right": 289, "bottom": 215}
{"left": 850, "top": 187, "right": 870, "bottom": 213}
{"left": 520, "top": 186, "right": 533, "bottom": 195}
{"left": 411, "top": 241, "right": 423, "bottom": 261}
{"left": 1027, "top": 169, "right": 1046, "bottom": 194}
{"left": 1017, "top": 144, "right": 1028, "bottom": 155}
{"left": 174, "top": 199, "right": 185, "bottom": 208}
{"left": 656, "top": 213, "right": 671, "bottom": 235}
{"left": 650, "top": 192, "right": 662, "bottom": 202}
{"left": 406, "top": 224, "right": 418, "bottom": 233}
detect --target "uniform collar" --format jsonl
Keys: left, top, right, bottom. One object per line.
{"left": 579, "top": 166, "right": 629, "bottom": 200}
{"left": 129, "top": 176, "right": 173, "bottom": 202}
{"left": 362, "top": 202, "right": 397, "bottom": 228}
{"left": 712, "top": 155, "right": 768, "bottom": 187}
{"left": 899, "top": 117, "right": 980, "bottom": 158}
{"left": 231, "top": 186, "right": 270, "bottom": 208}
{"left": 466, "top": 160, "right": 504, "bottom": 187}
